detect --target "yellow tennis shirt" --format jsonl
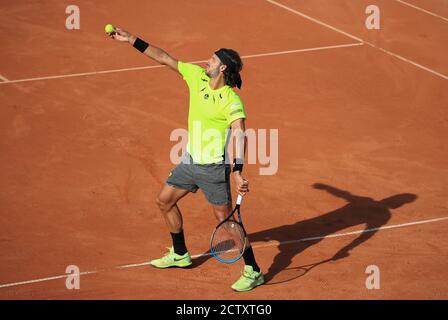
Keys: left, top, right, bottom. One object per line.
{"left": 178, "top": 61, "right": 246, "bottom": 164}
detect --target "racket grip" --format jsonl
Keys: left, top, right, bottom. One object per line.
{"left": 236, "top": 194, "right": 243, "bottom": 206}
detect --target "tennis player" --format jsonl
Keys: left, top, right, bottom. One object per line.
{"left": 109, "top": 28, "right": 264, "bottom": 291}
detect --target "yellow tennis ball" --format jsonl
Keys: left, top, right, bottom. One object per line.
{"left": 104, "top": 24, "right": 115, "bottom": 34}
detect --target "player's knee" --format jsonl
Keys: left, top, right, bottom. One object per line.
{"left": 214, "top": 210, "right": 228, "bottom": 222}
{"left": 155, "top": 196, "right": 173, "bottom": 213}
{"left": 213, "top": 203, "right": 231, "bottom": 222}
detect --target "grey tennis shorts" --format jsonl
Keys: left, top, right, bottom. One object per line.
{"left": 166, "top": 153, "right": 232, "bottom": 205}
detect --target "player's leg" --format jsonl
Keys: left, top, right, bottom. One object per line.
{"left": 150, "top": 155, "right": 198, "bottom": 269}
{"left": 156, "top": 184, "right": 189, "bottom": 233}
{"left": 150, "top": 184, "right": 193, "bottom": 269}
{"left": 156, "top": 184, "right": 190, "bottom": 254}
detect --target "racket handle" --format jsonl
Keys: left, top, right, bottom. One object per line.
{"left": 236, "top": 194, "right": 243, "bottom": 206}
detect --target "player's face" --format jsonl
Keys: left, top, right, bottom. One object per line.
{"left": 205, "top": 54, "right": 224, "bottom": 78}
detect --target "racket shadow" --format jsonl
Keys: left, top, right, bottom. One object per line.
{"left": 263, "top": 259, "right": 332, "bottom": 285}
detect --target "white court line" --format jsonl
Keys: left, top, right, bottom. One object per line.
{"left": 0, "top": 271, "right": 97, "bottom": 289}
{"left": 0, "top": 64, "right": 166, "bottom": 85}
{"left": 1, "top": 215, "right": 447, "bottom": 289}
{"left": 0, "top": 74, "right": 9, "bottom": 82}
{"left": 0, "top": 43, "right": 362, "bottom": 85}
{"left": 394, "top": 0, "right": 448, "bottom": 22}
{"left": 242, "top": 42, "right": 363, "bottom": 59}
{"left": 265, "top": 0, "right": 448, "bottom": 80}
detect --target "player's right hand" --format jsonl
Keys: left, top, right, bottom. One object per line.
{"left": 234, "top": 172, "right": 249, "bottom": 196}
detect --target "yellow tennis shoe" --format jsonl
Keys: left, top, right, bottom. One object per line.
{"left": 150, "top": 247, "right": 192, "bottom": 268}
{"left": 231, "top": 265, "right": 265, "bottom": 292}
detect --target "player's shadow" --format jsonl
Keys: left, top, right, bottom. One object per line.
{"left": 192, "top": 183, "right": 417, "bottom": 285}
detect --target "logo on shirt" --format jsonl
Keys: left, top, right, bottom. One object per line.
{"left": 204, "top": 94, "right": 209, "bottom": 100}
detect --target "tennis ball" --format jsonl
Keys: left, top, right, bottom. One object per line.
{"left": 104, "top": 24, "right": 115, "bottom": 34}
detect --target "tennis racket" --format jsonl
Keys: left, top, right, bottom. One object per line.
{"left": 210, "top": 194, "right": 247, "bottom": 263}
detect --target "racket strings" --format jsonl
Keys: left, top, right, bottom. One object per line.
{"left": 211, "top": 221, "right": 246, "bottom": 261}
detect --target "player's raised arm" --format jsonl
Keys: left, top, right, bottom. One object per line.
{"left": 108, "top": 26, "right": 179, "bottom": 73}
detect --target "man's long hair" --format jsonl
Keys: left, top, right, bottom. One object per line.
{"left": 219, "top": 49, "right": 243, "bottom": 89}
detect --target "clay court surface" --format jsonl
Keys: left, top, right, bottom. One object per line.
{"left": 1, "top": 0, "right": 447, "bottom": 299}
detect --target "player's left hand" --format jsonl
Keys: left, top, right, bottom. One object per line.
{"left": 110, "top": 27, "right": 132, "bottom": 42}
{"left": 233, "top": 172, "right": 249, "bottom": 195}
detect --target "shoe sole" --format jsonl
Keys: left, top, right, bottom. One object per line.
{"left": 150, "top": 261, "right": 193, "bottom": 269}
{"left": 231, "top": 278, "right": 265, "bottom": 292}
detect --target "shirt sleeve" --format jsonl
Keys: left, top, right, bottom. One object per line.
{"left": 178, "top": 61, "right": 205, "bottom": 88}
{"left": 224, "top": 98, "right": 246, "bottom": 125}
